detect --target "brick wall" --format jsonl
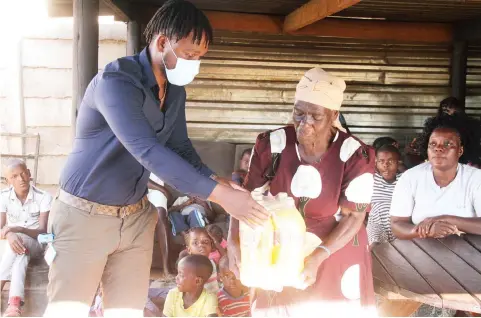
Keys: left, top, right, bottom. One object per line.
{"left": 0, "top": 18, "right": 127, "bottom": 195}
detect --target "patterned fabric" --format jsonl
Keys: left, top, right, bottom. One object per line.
{"left": 367, "top": 173, "right": 401, "bottom": 244}
{"left": 217, "top": 289, "right": 251, "bottom": 317}
{"left": 58, "top": 190, "right": 148, "bottom": 218}
{"left": 244, "top": 125, "right": 376, "bottom": 316}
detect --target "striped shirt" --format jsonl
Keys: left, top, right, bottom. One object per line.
{"left": 367, "top": 173, "right": 401, "bottom": 244}
{"left": 217, "top": 289, "right": 251, "bottom": 317}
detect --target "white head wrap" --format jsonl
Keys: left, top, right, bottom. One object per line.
{"left": 295, "top": 68, "right": 346, "bottom": 111}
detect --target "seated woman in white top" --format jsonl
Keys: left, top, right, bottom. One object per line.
{"left": 390, "top": 115, "right": 481, "bottom": 239}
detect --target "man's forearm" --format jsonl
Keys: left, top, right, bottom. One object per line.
{"left": 10, "top": 227, "right": 44, "bottom": 239}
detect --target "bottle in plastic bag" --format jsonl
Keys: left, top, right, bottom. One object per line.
{"left": 239, "top": 191, "right": 322, "bottom": 292}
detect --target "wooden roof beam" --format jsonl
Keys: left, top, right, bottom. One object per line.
{"left": 203, "top": 11, "right": 452, "bottom": 44}
{"left": 283, "top": 0, "right": 361, "bottom": 32}
{"left": 47, "top": 2, "right": 453, "bottom": 44}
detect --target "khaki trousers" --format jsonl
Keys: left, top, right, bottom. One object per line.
{"left": 43, "top": 198, "right": 158, "bottom": 317}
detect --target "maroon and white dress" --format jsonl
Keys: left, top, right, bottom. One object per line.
{"left": 244, "top": 125, "right": 376, "bottom": 317}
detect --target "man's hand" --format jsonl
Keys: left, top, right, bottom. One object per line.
{"left": 209, "top": 185, "right": 269, "bottom": 228}
{"left": 1, "top": 226, "right": 11, "bottom": 239}
{"left": 301, "top": 249, "right": 329, "bottom": 287}
{"left": 6, "top": 232, "right": 26, "bottom": 255}
{"left": 212, "top": 176, "right": 248, "bottom": 193}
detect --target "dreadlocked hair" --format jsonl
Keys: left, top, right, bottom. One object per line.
{"left": 144, "top": 0, "right": 213, "bottom": 46}
{"left": 417, "top": 114, "right": 481, "bottom": 166}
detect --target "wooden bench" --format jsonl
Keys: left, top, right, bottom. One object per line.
{"left": 372, "top": 235, "right": 481, "bottom": 317}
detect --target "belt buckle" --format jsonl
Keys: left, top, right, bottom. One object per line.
{"left": 119, "top": 207, "right": 128, "bottom": 219}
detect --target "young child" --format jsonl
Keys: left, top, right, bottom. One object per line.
{"left": 367, "top": 144, "right": 403, "bottom": 247}
{"left": 217, "top": 256, "right": 251, "bottom": 317}
{"left": 163, "top": 254, "right": 218, "bottom": 317}
{"left": 206, "top": 224, "right": 227, "bottom": 265}
{"left": 186, "top": 228, "right": 220, "bottom": 293}
{"left": 231, "top": 148, "right": 252, "bottom": 186}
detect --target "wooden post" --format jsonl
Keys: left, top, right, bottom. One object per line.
{"left": 451, "top": 41, "right": 468, "bottom": 108}
{"left": 72, "top": 0, "right": 99, "bottom": 138}
{"left": 127, "top": 20, "right": 141, "bottom": 55}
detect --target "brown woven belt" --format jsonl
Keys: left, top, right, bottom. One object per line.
{"left": 58, "top": 190, "right": 149, "bottom": 218}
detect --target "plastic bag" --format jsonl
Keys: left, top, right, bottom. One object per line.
{"left": 239, "top": 191, "right": 322, "bottom": 292}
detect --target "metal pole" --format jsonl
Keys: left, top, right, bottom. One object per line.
{"left": 72, "top": 0, "right": 99, "bottom": 139}
{"left": 451, "top": 41, "right": 468, "bottom": 108}
{"left": 127, "top": 20, "right": 141, "bottom": 56}
{"left": 15, "top": 38, "right": 26, "bottom": 157}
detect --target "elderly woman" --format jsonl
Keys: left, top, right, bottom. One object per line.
{"left": 227, "top": 68, "right": 376, "bottom": 316}
{"left": 391, "top": 115, "right": 481, "bottom": 239}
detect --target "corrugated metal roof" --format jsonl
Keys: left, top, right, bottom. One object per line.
{"left": 338, "top": 0, "right": 481, "bottom": 22}
{"left": 467, "top": 43, "right": 481, "bottom": 107}
{"left": 184, "top": 32, "right": 481, "bottom": 147}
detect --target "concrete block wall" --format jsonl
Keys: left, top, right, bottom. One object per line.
{"left": 0, "top": 18, "right": 127, "bottom": 195}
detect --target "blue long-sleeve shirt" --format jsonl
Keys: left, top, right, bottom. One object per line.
{"left": 60, "top": 48, "right": 216, "bottom": 205}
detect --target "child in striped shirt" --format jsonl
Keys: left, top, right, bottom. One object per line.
{"left": 217, "top": 256, "right": 251, "bottom": 317}
{"left": 367, "top": 144, "right": 402, "bottom": 247}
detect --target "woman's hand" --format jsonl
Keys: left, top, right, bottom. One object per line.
{"left": 416, "top": 218, "right": 434, "bottom": 238}
{"left": 428, "top": 221, "right": 458, "bottom": 238}
{"left": 301, "top": 249, "right": 329, "bottom": 287}
{"left": 208, "top": 184, "right": 269, "bottom": 228}
{"left": 416, "top": 217, "right": 457, "bottom": 238}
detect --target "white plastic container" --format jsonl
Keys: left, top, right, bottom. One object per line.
{"left": 239, "top": 191, "right": 321, "bottom": 291}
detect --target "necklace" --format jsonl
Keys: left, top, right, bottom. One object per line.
{"left": 159, "top": 83, "right": 167, "bottom": 101}
{"left": 159, "top": 83, "right": 167, "bottom": 110}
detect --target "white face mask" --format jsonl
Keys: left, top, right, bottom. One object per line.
{"left": 162, "top": 39, "right": 200, "bottom": 86}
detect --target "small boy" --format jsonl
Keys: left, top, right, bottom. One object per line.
{"left": 206, "top": 224, "right": 227, "bottom": 265}
{"left": 186, "top": 228, "right": 220, "bottom": 293}
{"left": 372, "top": 136, "right": 407, "bottom": 172}
{"left": 163, "top": 254, "right": 218, "bottom": 317}
{"left": 217, "top": 256, "right": 251, "bottom": 317}
{"left": 367, "top": 144, "right": 402, "bottom": 247}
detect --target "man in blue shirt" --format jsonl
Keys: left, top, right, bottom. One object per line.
{"left": 44, "top": 1, "right": 268, "bottom": 316}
